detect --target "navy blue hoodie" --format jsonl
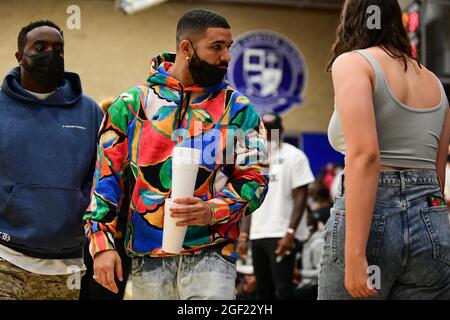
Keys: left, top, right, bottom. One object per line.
{"left": 0, "top": 67, "right": 103, "bottom": 259}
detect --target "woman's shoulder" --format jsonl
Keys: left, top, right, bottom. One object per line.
{"left": 332, "top": 51, "right": 360, "bottom": 66}
{"left": 331, "top": 50, "right": 373, "bottom": 80}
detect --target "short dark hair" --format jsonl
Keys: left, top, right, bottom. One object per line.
{"left": 176, "top": 9, "right": 230, "bottom": 49}
{"left": 18, "top": 20, "right": 63, "bottom": 52}
{"left": 261, "top": 112, "right": 283, "bottom": 130}
{"left": 327, "top": 0, "right": 420, "bottom": 72}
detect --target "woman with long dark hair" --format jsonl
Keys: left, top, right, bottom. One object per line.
{"left": 320, "top": 0, "right": 450, "bottom": 299}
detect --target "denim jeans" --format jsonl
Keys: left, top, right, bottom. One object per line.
{"left": 128, "top": 251, "right": 236, "bottom": 300}
{"left": 318, "top": 170, "right": 450, "bottom": 300}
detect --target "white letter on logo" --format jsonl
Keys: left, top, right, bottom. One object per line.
{"left": 367, "top": 5, "right": 381, "bottom": 30}
{"left": 66, "top": 5, "right": 81, "bottom": 30}
{"left": 243, "top": 49, "right": 266, "bottom": 72}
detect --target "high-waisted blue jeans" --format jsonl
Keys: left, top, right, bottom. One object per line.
{"left": 318, "top": 170, "right": 450, "bottom": 300}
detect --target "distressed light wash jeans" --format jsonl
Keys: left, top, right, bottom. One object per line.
{"left": 318, "top": 170, "right": 450, "bottom": 300}
{"left": 128, "top": 251, "right": 236, "bottom": 300}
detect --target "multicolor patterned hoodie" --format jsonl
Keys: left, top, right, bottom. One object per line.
{"left": 84, "top": 53, "right": 269, "bottom": 258}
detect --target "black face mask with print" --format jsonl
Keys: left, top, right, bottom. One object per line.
{"left": 188, "top": 46, "right": 227, "bottom": 87}
{"left": 22, "top": 51, "right": 65, "bottom": 88}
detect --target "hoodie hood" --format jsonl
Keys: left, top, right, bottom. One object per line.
{"left": 146, "top": 52, "right": 228, "bottom": 94}
{"left": 1, "top": 66, "right": 83, "bottom": 106}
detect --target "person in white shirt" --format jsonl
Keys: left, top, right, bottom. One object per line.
{"left": 237, "top": 112, "right": 315, "bottom": 299}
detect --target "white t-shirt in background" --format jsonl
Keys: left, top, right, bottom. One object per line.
{"left": 250, "top": 142, "right": 315, "bottom": 241}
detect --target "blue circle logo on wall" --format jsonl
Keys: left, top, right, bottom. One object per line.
{"left": 227, "top": 30, "right": 307, "bottom": 114}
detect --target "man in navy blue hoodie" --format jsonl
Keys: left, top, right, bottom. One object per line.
{"left": 0, "top": 20, "right": 103, "bottom": 300}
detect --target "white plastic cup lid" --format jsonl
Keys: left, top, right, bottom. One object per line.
{"left": 172, "top": 147, "right": 201, "bottom": 164}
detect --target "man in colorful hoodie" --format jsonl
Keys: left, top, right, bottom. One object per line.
{"left": 0, "top": 21, "right": 103, "bottom": 299}
{"left": 84, "top": 9, "right": 269, "bottom": 299}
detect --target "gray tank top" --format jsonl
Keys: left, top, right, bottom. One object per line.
{"left": 328, "top": 49, "right": 449, "bottom": 169}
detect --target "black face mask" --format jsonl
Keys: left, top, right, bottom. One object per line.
{"left": 22, "top": 51, "right": 64, "bottom": 88}
{"left": 188, "top": 47, "right": 227, "bottom": 87}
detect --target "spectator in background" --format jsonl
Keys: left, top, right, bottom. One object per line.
{"left": 238, "top": 112, "right": 314, "bottom": 300}
{"left": 235, "top": 269, "right": 257, "bottom": 300}
{"left": 293, "top": 207, "right": 328, "bottom": 300}
{"left": 308, "top": 182, "right": 333, "bottom": 213}
{"left": 322, "top": 163, "right": 336, "bottom": 191}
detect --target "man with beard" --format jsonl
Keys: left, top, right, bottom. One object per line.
{"left": 0, "top": 21, "right": 103, "bottom": 300}
{"left": 84, "top": 9, "right": 269, "bottom": 299}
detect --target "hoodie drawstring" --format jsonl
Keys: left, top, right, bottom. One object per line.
{"left": 176, "top": 91, "right": 191, "bottom": 143}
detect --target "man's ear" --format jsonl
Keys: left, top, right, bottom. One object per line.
{"left": 179, "top": 39, "right": 191, "bottom": 59}
{"left": 15, "top": 51, "right": 23, "bottom": 65}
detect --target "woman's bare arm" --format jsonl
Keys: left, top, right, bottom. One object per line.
{"left": 332, "top": 52, "right": 380, "bottom": 298}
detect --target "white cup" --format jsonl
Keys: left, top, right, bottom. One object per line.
{"left": 162, "top": 198, "right": 187, "bottom": 254}
{"left": 171, "top": 147, "right": 201, "bottom": 199}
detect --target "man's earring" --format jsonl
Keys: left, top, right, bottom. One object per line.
{"left": 186, "top": 56, "right": 189, "bottom": 61}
